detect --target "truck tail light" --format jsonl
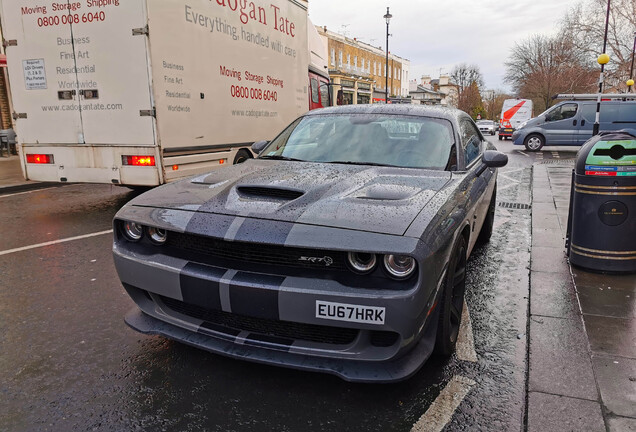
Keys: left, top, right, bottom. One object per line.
{"left": 122, "top": 155, "right": 155, "bottom": 166}
{"left": 26, "top": 154, "right": 54, "bottom": 164}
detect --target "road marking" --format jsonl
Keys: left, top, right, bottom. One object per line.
{"left": 551, "top": 151, "right": 559, "bottom": 158}
{"left": 518, "top": 151, "right": 530, "bottom": 158}
{"left": 456, "top": 300, "right": 478, "bottom": 362}
{"left": 500, "top": 167, "right": 525, "bottom": 175}
{"left": 497, "top": 182, "right": 519, "bottom": 191}
{"left": 410, "top": 375, "right": 477, "bottom": 432}
{"left": 0, "top": 230, "right": 113, "bottom": 256}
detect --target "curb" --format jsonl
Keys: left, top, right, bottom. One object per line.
{"left": 0, "top": 181, "right": 64, "bottom": 195}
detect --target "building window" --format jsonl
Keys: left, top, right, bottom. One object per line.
{"left": 374, "top": 62, "right": 377, "bottom": 75}
{"left": 354, "top": 56, "right": 357, "bottom": 70}
{"left": 331, "top": 48, "right": 335, "bottom": 66}
{"left": 347, "top": 54, "right": 350, "bottom": 67}
{"left": 389, "top": 67, "right": 391, "bottom": 79}
{"left": 338, "top": 51, "right": 343, "bottom": 67}
{"left": 361, "top": 58, "right": 364, "bottom": 71}
{"left": 384, "top": 64, "right": 386, "bottom": 77}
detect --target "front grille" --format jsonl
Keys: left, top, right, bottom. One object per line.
{"left": 166, "top": 232, "right": 347, "bottom": 271}
{"left": 160, "top": 296, "right": 359, "bottom": 345}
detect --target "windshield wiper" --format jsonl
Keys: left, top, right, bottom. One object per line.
{"left": 328, "top": 160, "right": 399, "bottom": 168}
{"left": 259, "top": 155, "right": 307, "bottom": 162}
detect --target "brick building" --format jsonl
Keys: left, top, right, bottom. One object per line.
{"left": 316, "top": 26, "right": 409, "bottom": 104}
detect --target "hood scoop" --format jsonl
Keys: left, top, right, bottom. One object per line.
{"left": 237, "top": 186, "right": 304, "bottom": 201}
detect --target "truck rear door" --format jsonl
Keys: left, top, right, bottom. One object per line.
{"left": 0, "top": 0, "right": 155, "bottom": 146}
{"left": 1, "top": 1, "right": 83, "bottom": 145}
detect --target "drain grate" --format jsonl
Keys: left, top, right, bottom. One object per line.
{"left": 498, "top": 202, "right": 531, "bottom": 210}
{"left": 539, "top": 159, "right": 576, "bottom": 165}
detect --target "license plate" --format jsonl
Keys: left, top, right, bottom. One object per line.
{"left": 505, "top": 129, "right": 513, "bottom": 132}
{"left": 315, "top": 301, "right": 385, "bottom": 325}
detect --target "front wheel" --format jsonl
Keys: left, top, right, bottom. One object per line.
{"left": 498, "top": 135, "right": 503, "bottom": 141}
{"left": 434, "top": 234, "right": 467, "bottom": 357}
{"left": 477, "top": 186, "right": 496, "bottom": 245}
{"left": 524, "top": 134, "right": 545, "bottom": 152}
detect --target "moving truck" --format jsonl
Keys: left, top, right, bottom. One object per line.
{"left": 498, "top": 98, "right": 533, "bottom": 140}
{"left": 0, "top": 0, "right": 329, "bottom": 186}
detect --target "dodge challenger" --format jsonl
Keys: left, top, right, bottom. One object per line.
{"left": 112, "top": 104, "right": 508, "bottom": 382}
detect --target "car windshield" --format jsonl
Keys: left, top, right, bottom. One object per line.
{"left": 260, "top": 114, "right": 455, "bottom": 170}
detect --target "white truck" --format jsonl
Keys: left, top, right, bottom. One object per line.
{"left": 498, "top": 98, "right": 533, "bottom": 140}
{"left": 0, "top": 0, "right": 330, "bottom": 186}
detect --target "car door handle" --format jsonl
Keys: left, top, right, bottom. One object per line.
{"left": 573, "top": 119, "right": 577, "bottom": 126}
{"left": 581, "top": 119, "right": 586, "bottom": 126}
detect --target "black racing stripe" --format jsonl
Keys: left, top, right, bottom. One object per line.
{"left": 229, "top": 272, "right": 285, "bottom": 320}
{"left": 244, "top": 333, "right": 293, "bottom": 351}
{"left": 232, "top": 217, "right": 295, "bottom": 245}
{"left": 184, "top": 212, "right": 236, "bottom": 239}
{"left": 180, "top": 262, "right": 224, "bottom": 310}
{"left": 199, "top": 321, "right": 241, "bottom": 340}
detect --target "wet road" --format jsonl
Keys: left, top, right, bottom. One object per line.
{"left": 0, "top": 139, "right": 577, "bottom": 431}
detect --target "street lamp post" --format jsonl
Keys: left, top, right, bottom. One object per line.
{"left": 593, "top": 0, "right": 611, "bottom": 136}
{"left": 383, "top": 7, "right": 392, "bottom": 104}
{"left": 627, "top": 31, "right": 636, "bottom": 93}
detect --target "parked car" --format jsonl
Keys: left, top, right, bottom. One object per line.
{"left": 112, "top": 105, "right": 508, "bottom": 383}
{"left": 476, "top": 120, "right": 497, "bottom": 135}
{"left": 512, "top": 99, "right": 636, "bottom": 151}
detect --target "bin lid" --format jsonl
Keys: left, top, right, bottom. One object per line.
{"left": 576, "top": 131, "right": 636, "bottom": 176}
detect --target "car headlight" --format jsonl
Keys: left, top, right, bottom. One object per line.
{"left": 122, "top": 220, "right": 144, "bottom": 242}
{"left": 347, "top": 252, "right": 377, "bottom": 273}
{"left": 383, "top": 255, "right": 417, "bottom": 279}
{"left": 147, "top": 226, "right": 167, "bottom": 244}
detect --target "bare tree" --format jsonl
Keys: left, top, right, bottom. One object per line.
{"left": 450, "top": 63, "right": 485, "bottom": 94}
{"left": 504, "top": 34, "right": 597, "bottom": 112}
{"left": 561, "top": 0, "right": 636, "bottom": 90}
{"left": 483, "top": 90, "right": 513, "bottom": 121}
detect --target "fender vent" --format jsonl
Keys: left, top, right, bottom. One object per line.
{"left": 498, "top": 202, "right": 531, "bottom": 210}
{"left": 237, "top": 186, "right": 304, "bottom": 200}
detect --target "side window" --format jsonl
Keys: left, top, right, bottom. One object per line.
{"left": 460, "top": 119, "right": 482, "bottom": 167}
{"left": 319, "top": 82, "right": 330, "bottom": 107}
{"left": 561, "top": 103, "right": 578, "bottom": 120}
{"left": 310, "top": 78, "right": 319, "bottom": 104}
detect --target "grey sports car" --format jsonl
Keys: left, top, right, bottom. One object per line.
{"left": 112, "top": 105, "right": 507, "bottom": 383}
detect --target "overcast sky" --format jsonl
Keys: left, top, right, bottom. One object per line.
{"left": 308, "top": 0, "right": 582, "bottom": 92}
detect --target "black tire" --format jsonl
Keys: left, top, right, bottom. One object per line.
{"left": 498, "top": 135, "right": 502, "bottom": 141}
{"left": 477, "top": 186, "right": 496, "bottom": 245}
{"left": 434, "top": 234, "right": 468, "bottom": 357}
{"left": 524, "top": 134, "right": 545, "bottom": 152}
{"left": 233, "top": 149, "right": 252, "bottom": 164}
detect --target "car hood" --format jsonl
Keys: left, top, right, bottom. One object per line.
{"left": 130, "top": 160, "right": 451, "bottom": 235}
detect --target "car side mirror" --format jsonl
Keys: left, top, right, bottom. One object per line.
{"left": 251, "top": 140, "right": 269, "bottom": 155}
{"left": 476, "top": 150, "right": 508, "bottom": 176}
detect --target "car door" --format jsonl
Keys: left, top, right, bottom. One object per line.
{"left": 459, "top": 118, "right": 489, "bottom": 252}
{"left": 540, "top": 102, "right": 578, "bottom": 145}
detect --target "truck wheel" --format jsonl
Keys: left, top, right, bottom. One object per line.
{"left": 233, "top": 149, "right": 252, "bottom": 164}
{"left": 524, "top": 134, "right": 544, "bottom": 152}
{"left": 434, "top": 234, "right": 467, "bottom": 357}
{"left": 498, "top": 135, "right": 502, "bottom": 141}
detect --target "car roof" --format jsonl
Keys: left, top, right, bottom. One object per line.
{"left": 305, "top": 104, "right": 468, "bottom": 123}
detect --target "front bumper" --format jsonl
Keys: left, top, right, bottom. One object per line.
{"left": 113, "top": 209, "right": 446, "bottom": 382}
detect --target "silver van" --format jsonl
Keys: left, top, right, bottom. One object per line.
{"left": 512, "top": 99, "right": 636, "bottom": 151}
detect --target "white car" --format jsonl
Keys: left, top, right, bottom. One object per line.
{"left": 476, "top": 120, "right": 496, "bottom": 135}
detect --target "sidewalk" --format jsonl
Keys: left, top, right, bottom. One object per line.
{"left": 528, "top": 162, "right": 636, "bottom": 432}
{"left": 0, "top": 155, "right": 55, "bottom": 194}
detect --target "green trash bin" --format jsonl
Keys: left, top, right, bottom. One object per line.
{"left": 566, "top": 131, "right": 636, "bottom": 273}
